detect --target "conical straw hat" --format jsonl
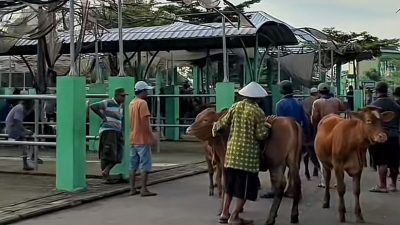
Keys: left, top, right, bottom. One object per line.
{"left": 238, "top": 81, "right": 268, "bottom": 98}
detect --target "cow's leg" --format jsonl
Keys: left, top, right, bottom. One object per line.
{"left": 353, "top": 173, "right": 365, "bottom": 223}
{"left": 335, "top": 167, "right": 346, "bottom": 222}
{"left": 322, "top": 165, "right": 331, "bottom": 208}
{"left": 206, "top": 156, "right": 214, "bottom": 196}
{"left": 289, "top": 163, "right": 301, "bottom": 223}
{"left": 265, "top": 166, "right": 286, "bottom": 225}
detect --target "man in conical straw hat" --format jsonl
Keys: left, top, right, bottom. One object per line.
{"left": 212, "top": 81, "right": 274, "bottom": 225}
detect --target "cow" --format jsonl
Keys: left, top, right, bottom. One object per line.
{"left": 187, "top": 107, "right": 303, "bottom": 225}
{"left": 315, "top": 106, "right": 395, "bottom": 223}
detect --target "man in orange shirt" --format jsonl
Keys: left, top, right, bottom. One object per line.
{"left": 129, "top": 81, "right": 157, "bottom": 197}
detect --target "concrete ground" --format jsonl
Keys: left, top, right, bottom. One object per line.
{"left": 0, "top": 141, "right": 204, "bottom": 207}
{"left": 16, "top": 169, "right": 400, "bottom": 225}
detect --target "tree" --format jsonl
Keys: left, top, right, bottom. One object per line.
{"left": 364, "top": 68, "right": 381, "bottom": 81}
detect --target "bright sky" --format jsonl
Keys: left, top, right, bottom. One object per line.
{"left": 230, "top": 0, "right": 400, "bottom": 39}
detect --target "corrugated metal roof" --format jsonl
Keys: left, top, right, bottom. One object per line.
{"left": 14, "top": 11, "right": 296, "bottom": 47}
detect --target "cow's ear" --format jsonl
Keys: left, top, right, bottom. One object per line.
{"left": 380, "top": 111, "right": 396, "bottom": 123}
{"left": 349, "top": 111, "right": 363, "bottom": 120}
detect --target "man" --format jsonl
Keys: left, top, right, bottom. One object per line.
{"left": 261, "top": 80, "right": 309, "bottom": 199}
{"left": 302, "top": 87, "right": 319, "bottom": 118}
{"left": 5, "top": 100, "right": 34, "bottom": 170}
{"left": 213, "top": 81, "right": 271, "bottom": 225}
{"left": 311, "top": 83, "right": 346, "bottom": 130}
{"left": 0, "top": 88, "right": 21, "bottom": 132}
{"left": 90, "top": 88, "right": 127, "bottom": 182}
{"left": 129, "top": 81, "right": 157, "bottom": 197}
{"left": 347, "top": 85, "right": 354, "bottom": 110}
{"left": 369, "top": 82, "right": 400, "bottom": 193}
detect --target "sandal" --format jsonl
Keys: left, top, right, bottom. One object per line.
{"left": 369, "top": 186, "right": 388, "bottom": 193}
{"left": 228, "top": 218, "right": 254, "bottom": 225}
{"left": 218, "top": 215, "right": 230, "bottom": 224}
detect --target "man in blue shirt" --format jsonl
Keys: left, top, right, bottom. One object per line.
{"left": 261, "top": 80, "right": 309, "bottom": 198}
{"left": 5, "top": 100, "right": 34, "bottom": 170}
{"left": 276, "top": 80, "right": 309, "bottom": 131}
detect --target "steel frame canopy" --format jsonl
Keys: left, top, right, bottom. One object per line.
{"left": 0, "top": 11, "right": 298, "bottom": 56}
{"left": 0, "top": 0, "right": 63, "bottom": 8}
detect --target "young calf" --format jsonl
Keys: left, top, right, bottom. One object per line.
{"left": 315, "top": 106, "right": 395, "bottom": 223}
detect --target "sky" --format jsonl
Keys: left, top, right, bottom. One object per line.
{"left": 230, "top": 0, "right": 400, "bottom": 39}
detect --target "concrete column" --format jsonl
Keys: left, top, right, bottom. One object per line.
{"left": 87, "top": 83, "right": 107, "bottom": 152}
{"left": 108, "top": 77, "right": 135, "bottom": 180}
{"left": 271, "top": 85, "right": 282, "bottom": 114}
{"left": 354, "top": 89, "right": 364, "bottom": 111}
{"left": 165, "top": 85, "right": 180, "bottom": 141}
{"left": 56, "top": 76, "right": 87, "bottom": 192}
{"left": 216, "top": 82, "right": 235, "bottom": 113}
{"left": 192, "top": 66, "right": 200, "bottom": 94}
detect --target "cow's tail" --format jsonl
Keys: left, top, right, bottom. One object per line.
{"left": 287, "top": 121, "right": 303, "bottom": 204}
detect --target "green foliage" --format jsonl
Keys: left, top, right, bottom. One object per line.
{"left": 322, "top": 27, "right": 399, "bottom": 59}
{"left": 364, "top": 68, "right": 381, "bottom": 81}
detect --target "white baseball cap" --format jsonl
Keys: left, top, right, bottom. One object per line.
{"left": 310, "top": 87, "right": 318, "bottom": 93}
{"left": 135, "top": 81, "right": 153, "bottom": 91}
{"left": 238, "top": 81, "right": 268, "bottom": 98}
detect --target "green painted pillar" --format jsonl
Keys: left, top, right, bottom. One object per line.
{"left": 108, "top": 77, "right": 135, "bottom": 180}
{"left": 165, "top": 85, "right": 180, "bottom": 141}
{"left": 193, "top": 66, "right": 200, "bottom": 94}
{"left": 87, "top": 83, "right": 107, "bottom": 152}
{"left": 216, "top": 82, "right": 235, "bottom": 113}
{"left": 272, "top": 85, "right": 282, "bottom": 114}
{"left": 56, "top": 76, "right": 86, "bottom": 192}
{"left": 336, "top": 63, "right": 342, "bottom": 96}
{"left": 354, "top": 90, "right": 364, "bottom": 111}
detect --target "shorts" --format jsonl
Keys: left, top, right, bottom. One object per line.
{"left": 130, "top": 145, "right": 152, "bottom": 172}
{"left": 98, "top": 130, "right": 123, "bottom": 164}
{"left": 225, "top": 168, "right": 259, "bottom": 201}
{"left": 369, "top": 137, "right": 400, "bottom": 168}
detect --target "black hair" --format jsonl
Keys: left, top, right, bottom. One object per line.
{"left": 319, "top": 89, "right": 330, "bottom": 95}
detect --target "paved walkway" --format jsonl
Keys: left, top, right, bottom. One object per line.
{"left": 0, "top": 141, "right": 206, "bottom": 224}
{"left": 15, "top": 170, "right": 400, "bottom": 225}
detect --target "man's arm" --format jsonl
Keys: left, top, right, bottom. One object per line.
{"left": 90, "top": 101, "right": 107, "bottom": 122}
{"left": 214, "top": 106, "right": 234, "bottom": 132}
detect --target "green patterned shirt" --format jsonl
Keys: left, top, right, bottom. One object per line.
{"left": 215, "top": 99, "right": 269, "bottom": 173}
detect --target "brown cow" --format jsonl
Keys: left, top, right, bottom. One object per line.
{"left": 187, "top": 108, "right": 303, "bottom": 225}
{"left": 315, "top": 106, "right": 395, "bottom": 223}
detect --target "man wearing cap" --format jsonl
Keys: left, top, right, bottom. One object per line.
{"left": 369, "top": 81, "right": 400, "bottom": 193}
{"left": 213, "top": 81, "right": 272, "bottom": 225}
{"left": 311, "top": 82, "right": 345, "bottom": 130}
{"left": 129, "top": 81, "right": 157, "bottom": 197}
{"left": 302, "top": 87, "right": 319, "bottom": 118}
{"left": 90, "top": 88, "right": 127, "bottom": 182}
{"left": 259, "top": 80, "right": 310, "bottom": 199}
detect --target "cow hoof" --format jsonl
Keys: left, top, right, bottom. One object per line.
{"left": 339, "top": 214, "right": 346, "bottom": 223}
{"left": 322, "top": 203, "right": 330, "bottom": 208}
{"left": 356, "top": 216, "right": 365, "bottom": 223}
{"left": 265, "top": 218, "right": 276, "bottom": 225}
{"left": 290, "top": 215, "right": 299, "bottom": 223}
{"left": 209, "top": 189, "right": 214, "bottom": 196}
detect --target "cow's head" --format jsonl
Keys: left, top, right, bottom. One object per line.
{"left": 186, "top": 108, "right": 227, "bottom": 141}
{"left": 349, "top": 106, "right": 395, "bottom": 143}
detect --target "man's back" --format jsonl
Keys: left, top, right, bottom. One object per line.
{"left": 311, "top": 97, "right": 345, "bottom": 126}
{"left": 302, "top": 96, "right": 317, "bottom": 117}
{"left": 276, "top": 97, "right": 308, "bottom": 129}
{"left": 5, "top": 104, "right": 25, "bottom": 139}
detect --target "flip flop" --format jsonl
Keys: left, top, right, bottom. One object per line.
{"left": 228, "top": 218, "right": 254, "bottom": 225}
{"left": 369, "top": 186, "right": 388, "bottom": 193}
{"left": 218, "top": 216, "right": 229, "bottom": 224}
